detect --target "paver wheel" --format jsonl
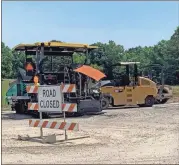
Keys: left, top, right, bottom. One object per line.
{"left": 15, "top": 103, "right": 21, "bottom": 114}
{"left": 15, "top": 103, "right": 25, "bottom": 114}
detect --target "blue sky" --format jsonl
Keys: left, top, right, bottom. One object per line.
{"left": 2, "top": 1, "right": 179, "bottom": 49}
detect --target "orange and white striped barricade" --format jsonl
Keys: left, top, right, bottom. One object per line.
{"left": 29, "top": 120, "right": 79, "bottom": 131}
{"left": 26, "top": 84, "right": 78, "bottom": 140}
{"left": 28, "top": 103, "right": 77, "bottom": 112}
{"left": 26, "top": 84, "right": 76, "bottom": 94}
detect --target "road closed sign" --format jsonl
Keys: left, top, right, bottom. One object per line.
{"left": 38, "top": 86, "right": 62, "bottom": 112}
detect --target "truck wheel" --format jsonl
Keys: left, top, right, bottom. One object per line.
{"left": 15, "top": 104, "right": 21, "bottom": 114}
{"left": 144, "top": 96, "right": 155, "bottom": 107}
{"left": 15, "top": 103, "right": 25, "bottom": 114}
{"left": 101, "top": 97, "right": 110, "bottom": 109}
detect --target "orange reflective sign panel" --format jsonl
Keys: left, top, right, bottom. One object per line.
{"left": 74, "top": 65, "right": 106, "bottom": 81}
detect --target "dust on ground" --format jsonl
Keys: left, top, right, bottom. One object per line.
{"left": 2, "top": 104, "right": 179, "bottom": 164}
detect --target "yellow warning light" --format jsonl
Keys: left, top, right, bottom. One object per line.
{"left": 26, "top": 63, "right": 33, "bottom": 71}
{"left": 33, "top": 76, "right": 39, "bottom": 84}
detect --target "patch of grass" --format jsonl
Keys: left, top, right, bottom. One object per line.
{"left": 1, "top": 79, "right": 15, "bottom": 108}
{"left": 172, "top": 86, "right": 179, "bottom": 97}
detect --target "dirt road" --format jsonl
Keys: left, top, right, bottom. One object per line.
{"left": 2, "top": 104, "right": 179, "bottom": 164}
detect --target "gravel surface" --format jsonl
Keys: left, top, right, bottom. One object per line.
{"left": 2, "top": 104, "right": 179, "bottom": 164}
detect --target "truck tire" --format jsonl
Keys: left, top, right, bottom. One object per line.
{"left": 15, "top": 103, "right": 25, "bottom": 114}
{"left": 15, "top": 103, "right": 21, "bottom": 114}
{"left": 101, "top": 97, "right": 110, "bottom": 109}
{"left": 139, "top": 96, "right": 155, "bottom": 107}
{"left": 144, "top": 96, "right": 155, "bottom": 107}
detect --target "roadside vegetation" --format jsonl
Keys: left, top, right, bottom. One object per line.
{"left": 1, "top": 27, "right": 179, "bottom": 108}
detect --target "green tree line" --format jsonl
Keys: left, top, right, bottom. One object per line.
{"left": 2, "top": 26, "right": 179, "bottom": 85}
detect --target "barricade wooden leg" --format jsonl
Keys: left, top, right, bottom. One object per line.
{"left": 40, "top": 112, "right": 43, "bottom": 138}
{"left": 63, "top": 111, "right": 68, "bottom": 140}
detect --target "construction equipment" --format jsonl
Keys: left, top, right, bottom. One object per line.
{"left": 6, "top": 41, "right": 106, "bottom": 117}
{"left": 92, "top": 62, "right": 158, "bottom": 109}
{"left": 141, "top": 64, "right": 173, "bottom": 104}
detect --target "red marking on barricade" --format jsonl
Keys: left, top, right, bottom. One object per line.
{"left": 29, "top": 120, "right": 79, "bottom": 131}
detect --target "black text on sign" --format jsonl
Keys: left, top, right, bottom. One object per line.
{"left": 38, "top": 86, "right": 62, "bottom": 112}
